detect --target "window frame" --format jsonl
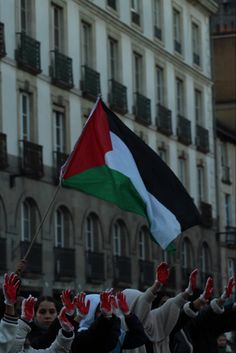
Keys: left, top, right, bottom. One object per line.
{"left": 20, "top": 91, "right": 31, "bottom": 141}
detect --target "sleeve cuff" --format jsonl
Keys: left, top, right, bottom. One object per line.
{"left": 183, "top": 302, "right": 198, "bottom": 318}
{"left": 210, "top": 298, "right": 224, "bottom": 314}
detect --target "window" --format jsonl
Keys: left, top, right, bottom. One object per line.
{"left": 200, "top": 242, "right": 211, "bottom": 274}
{"left": 51, "top": 3, "right": 63, "bottom": 51}
{"left": 228, "top": 258, "right": 235, "bottom": 279}
{"left": 192, "top": 22, "right": 201, "bottom": 66}
{"left": 153, "top": 0, "right": 162, "bottom": 39}
{"left": 221, "top": 142, "right": 228, "bottom": 167}
{"left": 20, "top": 92, "right": 31, "bottom": 141}
{"left": 158, "top": 146, "right": 167, "bottom": 163}
{"left": 81, "top": 21, "right": 92, "bottom": 67}
{"left": 197, "top": 164, "right": 205, "bottom": 203}
{"left": 195, "top": 89, "right": 202, "bottom": 125}
{"left": 225, "top": 193, "right": 233, "bottom": 227}
{"left": 108, "top": 37, "right": 118, "bottom": 80}
{"left": 173, "top": 8, "right": 182, "bottom": 53}
{"left": 138, "top": 227, "right": 150, "bottom": 260}
{"left": 55, "top": 208, "right": 64, "bottom": 247}
{"left": 113, "top": 220, "right": 127, "bottom": 256}
{"left": 20, "top": 0, "right": 32, "bottom": 34}
{"left": 131, "top": 0, "right": 139, "bottom": 12}
{"left": 178, "top": 156, "right": 187, "bottom": 188}
{"left": 53, "top": 109, "right": 65, "bottom": 152}
{"left": 176, "top": 78, "right": 184, "bottom": 115}
{"left": 21, "top": 199, "right": 37, "bottom": 241}
{"left": 85, "top": 214, "right": 100, "bottom": 252}
{"left": 133, "top": 52, "right": 143, "bottom": 93}
{"left": 131, "top": 0, "right": 140, "bottom": 25}
{"left": 107, "top": 0, "right": 117, "bottom": 10}
{"left": 156, "top": 66, "right": 164, "bottom": 104}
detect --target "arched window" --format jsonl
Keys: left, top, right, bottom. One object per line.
{"left": 54, "top": 206, "right": 71, "bottom": 248}
{"left": 138, "top": 227, "right": 150, "bottom": 260}
{"left": 85, "top": 213, "right": 100, "bottom": 252}
{"left": 112, "top": 220, "right": 128, "bottom": 257}
{"left": 181, "top": 238, "right": 193, "bottom": 269}
{"left": 21, "top": 198, "right": 37, "bottom": 241}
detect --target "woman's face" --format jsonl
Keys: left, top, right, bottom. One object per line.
{"left": 35, "top": 300, "right": 57, "bottom": 328}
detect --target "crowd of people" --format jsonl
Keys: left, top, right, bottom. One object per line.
{"left": 0, "top": 262, "right": 235, "bottom": 353}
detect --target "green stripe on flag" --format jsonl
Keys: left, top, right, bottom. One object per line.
{"left": 63, "top": 165, "right": 148, "bottom": 220}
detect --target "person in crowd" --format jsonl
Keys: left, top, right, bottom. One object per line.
{"left": 122, "top": 263, "right": 198, "bottom": 353}
{"left": 169, "top": 276, "right": 236, "bottom": 353}
{"left": 217, "top": 334, "right": 233, "bottom": 353}
{"left": 70, "top": 289, "right": 147, "bottom": 353}
{"left": 0, "top": 272, "right": 20, "bottom": 353}
{"left": 9, "top": 295, "right": 75, "bottom": 353}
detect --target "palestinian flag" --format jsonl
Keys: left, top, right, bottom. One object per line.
{"left": 61, "top": 98, "right": 200, "bottom": 249}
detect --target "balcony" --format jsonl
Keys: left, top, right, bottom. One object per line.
{"left": 177, "top": 115, "right": 192, "bottom": 145}
{"left": 113, "top": 255, "right": 131, "bottom": 285}
{"left": 131, "top": 10, "right": 140, "bottom": 26}
{"left": 193, "top": 53, "right": 200, "bottom": 66}
{"left": 154, "top": 26, "right": 162, "bottom": 40}
{"left": 196, "top": 124, "right": 209, "bottom": 153}
{"left": 0, "top": 133, "right": 8, "bottom": 169}
{"left": 54, "top": 247, "right": 75, "bottom": 280}
{"left": 53, "top": 151, "right": 69, "bottom": 183}
{"left": 139, "top": 260, "right": 154, "bottom": 289}
{"left": 15, "top": 32, "right": 41, "bottom": 75}
{"left": 221, "top": 165, "right": 231, "bottom": 184}
{"left": 174, "top": 40, "right": 182, "bottom": 54}
{"left": 50, "top": 50, "right": 73, "bottom": 90}
{"left": 134, "top": 93, "right": 151, "bottom": 126}
{"left": 19, "top": 140, "right": 44, "bottom": 179}
{"left": 225, "top": 226, "right": 236, "bottom": 248}
{"left": 81, "top": 65, "right": 101, "bottom": 101}
{"left": 0, "top": 22, "right": 6, "bottom": 58}
{"left": 200, "top": 201, "right": 213, "bottom": 228}
{"left": 18, "top": 241, "right": 42, "bottom": 274}
{"left": 86, "top": 251, "right": 105, "bottom": 283}
{"left": 109, "top": 79, "right": 128, "bottom": 115}
{"left": 156, "top": 103, "right": 172, "bottom": 136}
{"left": 0, "top": 238, "right": 6, "bottom": 270}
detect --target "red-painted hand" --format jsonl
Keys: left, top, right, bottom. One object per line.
{"left": 117, "top": 291, "right": 130, "bottom": 315}
{"left": 100, "top": 291, "right": 112, "bottom": 318}
{"left": 156, "top": 262, "right": 170, "bottom": 285}
{"left": 58, "top": 307, "right": 74, "bottom": 332}
{"left": 200, "top": 277, "right": 213, "bottom": 301}
{"left": 60, "top": 289, "right": 75, "bottom": 315}
{"left": 222, "top": 277, "right": 236, "bottom": 299}
{"left": 75, "top": 293, "right": 90, "bottom": 317}
{"left": 185, "top": 269, "right": 198, "bottom": 295}
{"left": 3, "top": 272, "right": 20, "bottom": 306}
{"left": 21, "top": 295, "right": 37, "bottom": 322}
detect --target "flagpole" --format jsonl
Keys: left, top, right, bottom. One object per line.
{"left": 22, "top": 183, "right": 61, "bottom": 261}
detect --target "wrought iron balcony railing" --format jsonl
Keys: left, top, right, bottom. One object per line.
{"left": 131, "top": 11, "right": 140, "bottom": 26}
{"left": 0, "top": 238, "right": 6, "bottom": 270}
{"left": 113, "top": 255, "right": 131, "bottom": 284}
{"left": 0, "top": 22, "right": 6, "bottom": 58}
{"left": 0, "top": 133, "right": 8, "bottom": 169}
{"left": 134, "top": 92, "right": 151, "bottom": 126}
{"left": 174, "top": 40, "right": 182, "bottom": 53}
{"left": 19, "top": 241, "right": 42, "bottom": 274}
{"left": 81, "top": 65, "right": 101, "bottom": 101}
{"left": 221, "top": 165, "right": 231, "bottom": 184}
{"left": 177, "top": 114, "right": 192, "bottom": 145}
{"left": 193, "top": 53, "right": 200, "bottom": 66}
{"left": 225, "top": 226, "right": 236, "bottom": 247}
{"left": 196, "top": 124, "right": 209, "bottom": 153}
{"left": 139, "top": 260, "right": 154, "bottom": 288}
{"left": 50, "top": 50, "right": 73, "bottom": 90}
{"left": 154, "top": 26, "right": 162, "bottom": 40}
{"left": 156, "top": 103, "right": 172, "bottom": 136}
{"left": 200, "top": 201, "right": 213, "bottom": 228}
{"left": 54, "top": 247, "right": 75, "bottom": 280}
{"left": 53, "top": 151, "right": 69, "bottom": 183}
{"left": 109, "top": 79, "right": 128, "bottom": 115}
{"left": 86, "top": 251, "right": 105, "bottom": 282}
{"left": 19, "top": 140, "right": 44, "bottom": 179}
{"left": 15, "top": 32, "right": 41, "bottom": 74}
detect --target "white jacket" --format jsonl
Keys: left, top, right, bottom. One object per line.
{"left": 0, "top": 315, "right": 18, "bottom": 353}
{"left": 9, "top": 319, "right": 74, "bottom": 353}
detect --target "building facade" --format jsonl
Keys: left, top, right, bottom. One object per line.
{"left": 0, "top": 0, "right": 219, "bottom": 297}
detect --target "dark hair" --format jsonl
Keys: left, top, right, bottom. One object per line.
{"left": 34, "top": 296, "right": 59, "bottom": 314}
